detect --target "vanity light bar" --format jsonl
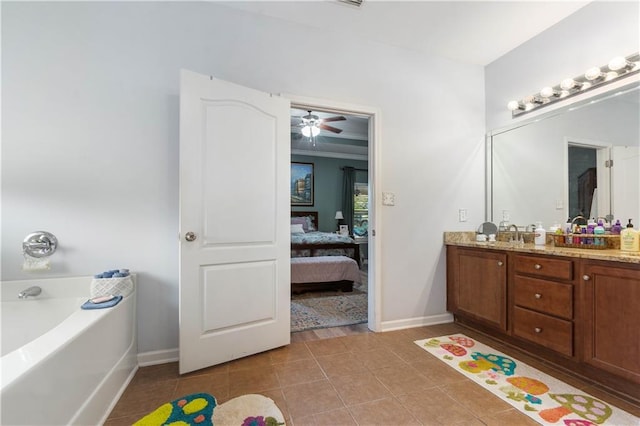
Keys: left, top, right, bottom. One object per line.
{"left": 508, "top": 52, "right": 640, "bottom": 117}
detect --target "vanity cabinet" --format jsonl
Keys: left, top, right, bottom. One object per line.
{"left": 446, "top": 243, "right": 640, "bottom": 403}
{"left": 511, "top": 254, "right": 575, "bottom": 357}
{"left": 446, "top": 246, "right": 507, "bottom": 331}
{"left": 581, "top": 260, "right": 640, "bottom": 385}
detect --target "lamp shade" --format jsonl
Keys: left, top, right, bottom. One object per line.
{"left": 335, "top": 211, "right": 344, "bottom": 220}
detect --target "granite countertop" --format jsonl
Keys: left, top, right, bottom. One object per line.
{"left": 444, "top": 232, "right": 640, "bottom": 265}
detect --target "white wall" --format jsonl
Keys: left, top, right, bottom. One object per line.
{"left": 2, "top": 2, "right": 485, "bottom": 354}
{"left": 485, "top": 1, "right": 640, "bottom": 131}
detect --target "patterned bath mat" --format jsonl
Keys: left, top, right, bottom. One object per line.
{"left": 415, "top": 334, "right": 639, "bottom": 426}
{"left": 291, "top": 290, "right": 367, "bottom": 332}
{"left": 133, "top": 393, "right": 285, "bottom": 425}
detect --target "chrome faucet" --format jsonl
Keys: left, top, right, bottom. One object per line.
{"left": 18, "top": 286, "right": 42, "bottom": 299}
{"left": 508, "top": 224, "right": 519, "bottom": 242}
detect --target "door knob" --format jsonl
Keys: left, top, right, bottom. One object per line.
{"left": 583, "top": 274, "right": 590, "bottom": 281}
{"left": 534, "top": 327, "right": 542, "bottom": 333}
{"left": 534, "top": 264, "right": 542, "bottom": 270}
{"left": 534, "top": 293, "right": 542, "bottom": 299}
{"left": 185, "top": 232, "right": 197, "bottom": 242}
{"left": 497, "top": 261, "right": 504, "bottom": 266}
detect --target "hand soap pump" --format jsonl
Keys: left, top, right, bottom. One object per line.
{"left": 534, "top": 221, "right": 546, "bottom": 246}
{"left": 620, "top": 219, "right": 639, "bottom": 252}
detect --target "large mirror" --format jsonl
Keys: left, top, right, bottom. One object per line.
{"left": 488, "top": 81, "right": 639, "bottom": 230}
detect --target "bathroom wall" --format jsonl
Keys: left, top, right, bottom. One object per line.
{"left": 485, "top": 1, "right": 640, "bottom": 131}
{"left": 2, "top": 2, "right": 485, "bottom": 354}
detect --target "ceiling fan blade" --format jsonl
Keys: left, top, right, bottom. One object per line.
{"left": 319, "top": 123, "right": 343, "bottom": 134}
{"left": 322, "top": 115, "right": 346, "bottom": 123}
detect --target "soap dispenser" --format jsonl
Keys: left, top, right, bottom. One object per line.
{"left": 534, "top": 221, "right": 546, "bottom": 246}
{"left": 620, "top": 219, "right": 639, "bottom": 252}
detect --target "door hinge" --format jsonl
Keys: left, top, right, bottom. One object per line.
{"left": 371, "top": 229, "right": 376, "bottom": 237}
{"left": 605, "top": 160, "right": 613, "bottom": 168}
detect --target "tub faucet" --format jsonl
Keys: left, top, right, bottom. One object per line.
{"left": 18, "top": 286, "right": 42, "bottom": 299}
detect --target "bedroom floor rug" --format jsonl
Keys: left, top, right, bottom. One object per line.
{"left": 291, "top": 289, "right": 367, "bottom": 332}
{"left": 414, "top": 334, "right": 639, "bottom": 426}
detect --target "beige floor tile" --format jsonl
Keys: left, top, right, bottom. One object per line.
{"left": 392, "top": 341, "right": 438, "bottom": 363}
{"left": 228, "top": 365, "right": 280, "bottom": 397}
{"left": 373, "top": 364, "right": 437, "bottom": 396}
{"left": 172, "top": 371, "right": 229, "bottom": 401}
{"left": 130, "top": 362, "right": 180, "bottom": 385}
{"left": 315, "top": 352, "right": 369, "bottom": 378}
{"left": 282, "top": 379, "right": 345, "bottom": 418}
{"left": 228, "top": 350, "right": 273, "bottom": 372}
{"left": 479, "top": 408, "right": 541, "bottom": 426}
{"left": 108, "top": 378, "right": 178, "bottom": 419}
{"left": 338, "top": 332, "right": 385, "bottom": 352}
{"left": 358, "top": 347, "right": 408, "bottom": 371}
{"left": 305, "top": 337, "right": 350, "bottom": 357}
{"left": 309, "top": 407, "right": 358, "bottom": 425}
{"left": 269, "top": 341, "right": 314, "bottom": 364}
{"left": 396, "top": 387, "right": 478, "bottom": 425}
{"left": 348, "top": 397, "right": 421, "bottom": 425}
{"left": 330, "top": 371, "right": 393, "bottom": 406}
{"left": 274, "top": 358, "right": 326, "bottom": 387}
{"left": 409, "top": 356, "right": 467, "bottom": 386}
{"left": 441, "top": 379, "right": 514, "bottom": 417}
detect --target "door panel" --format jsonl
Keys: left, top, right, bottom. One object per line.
{"left": 179, "top": 70, "right": 290, "bottom": 374}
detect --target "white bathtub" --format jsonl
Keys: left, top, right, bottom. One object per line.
{"left": 1, "top": 276, "right": 137, "bottom": 425}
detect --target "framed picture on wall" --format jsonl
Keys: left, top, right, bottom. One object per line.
{"left": 291, "top": 162, "right": 314, "bottom": 206}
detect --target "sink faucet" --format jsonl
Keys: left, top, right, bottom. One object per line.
{"left": 508, "top": 224, "right": 520, "bottom": 243}
{"left": 18, "top": 286, "right": 42, "bottom": 299}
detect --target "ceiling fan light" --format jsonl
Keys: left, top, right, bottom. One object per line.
{"left": 301, "top": 126, "right": 311, "bottom": 137}
{"left": 311, "top": 126, "right": 320, "bottom": 137}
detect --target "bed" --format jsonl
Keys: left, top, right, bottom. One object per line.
{"left": 290, "top": 211, "right": 360, "bottom": 266}
{"left": 290, "top": 211, "right": 362, "bottom": 293}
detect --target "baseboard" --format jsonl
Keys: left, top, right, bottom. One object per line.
{"left": 379, "top": 313, "right": 454, "bottom": 332}
{"left": 137, "top": 348, "right": 179, "bottom": 366}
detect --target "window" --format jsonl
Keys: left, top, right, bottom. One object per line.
{"left": 353, "top": 182, "right": 368, "bottom": 238}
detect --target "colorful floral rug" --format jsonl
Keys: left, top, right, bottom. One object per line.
{"left": 290, "top": 289, "right": 367, "bottom": 332}
{"left": 414, "top": 334, "right": 639, "bottom": 425}
{"left": 133, "top": 393, "right": 285, "bottom": 425}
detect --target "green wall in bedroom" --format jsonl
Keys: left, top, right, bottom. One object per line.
{"left": 291, "top": 155, "right": 368, "bottom": 233}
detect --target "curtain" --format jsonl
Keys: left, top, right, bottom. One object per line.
{"left": 342, "top": 166, "right": 355, "bottom": 235}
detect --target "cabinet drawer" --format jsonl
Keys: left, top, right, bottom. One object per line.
{"left": 513, "top": 307, "right": 573, "bottom": 357}
{"left": 514, "top": 276, "right": 573, "bottom": 319}
{"left": 514, "top": 255, "right": 573, "bottom": 281}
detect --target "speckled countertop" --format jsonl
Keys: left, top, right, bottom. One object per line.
{"left": 444, "top": 232, "right": 640, "bottom": 265}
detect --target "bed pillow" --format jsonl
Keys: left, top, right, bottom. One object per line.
{"left": 291, "top": 217, "right": 309, "bottom": 232}
{"left": 290, "top": 223, "right": 305, "bottom": 234}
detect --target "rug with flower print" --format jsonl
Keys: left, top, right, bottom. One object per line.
{"left": 415, "top": 334, "right": 639, "bottom": 426}
{"left": 133, "top": 393, "right": 285, "bottom": 426}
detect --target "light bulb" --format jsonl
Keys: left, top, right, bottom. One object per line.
{"left": 311, "top": 126, "right": 320, "bottom": 137}
{"left": 559, "top": 90, "right": 570, "bottom": 98}
{"left": 585, "top": 67, "right": 603, "bottom": 81}
{"left": 301, "top": 126, "right": 311, "bottom": 137}
{"left": 608, "top": 56, "right": 629, "bottom": 71}
{"left": 581, "top": 81, "right": 592, "bottom": 90}
{"left": 605, "top": 71, "right": 618, "bottom": 81}
{"left": 560, "top": 78, "right": 580, "bottom": 90}
{"left": 507, "top": 100, "right": 521, "bottom": 111}
{"left": 540, "top": 87, "right": 556, "bottom": 98}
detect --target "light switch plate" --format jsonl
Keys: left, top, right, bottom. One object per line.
{"left": 382, "top": 192, "right": 395, "bottom": 206}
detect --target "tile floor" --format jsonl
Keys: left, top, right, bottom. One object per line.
{"left": 105, "top": 323, "right": 640, "bottom": 425}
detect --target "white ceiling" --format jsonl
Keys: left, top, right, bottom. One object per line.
{"left": 219, "top": 0, "right": 590, "bottom": 66}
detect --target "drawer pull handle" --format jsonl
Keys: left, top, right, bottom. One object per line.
{"left": 534, "top": 293, "right": 542, "bottom": 299}
{"left": 583, "top": 275, "right": 590, "bottom": 281}
{"left": 534, "top": 327, "right": 542, "bottom": 333}
{"left": 497, "top": 261, "right": 504, "bottom": 266}
{"left": 534, "top": 264, "right": 542, "bottom": 270}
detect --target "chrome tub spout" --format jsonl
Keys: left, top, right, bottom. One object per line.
{"left": 18, "top": 286, "right": 42, "bottom": 299}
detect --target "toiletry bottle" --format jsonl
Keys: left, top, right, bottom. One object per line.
{"left": 612, "top": 219, "right": 622, "bottom": 235}
{"left": 586, "top": 222, "right": 595, "bottom": 245}
{"left": 534, "top": 221, "right": 546, "bottom": 246}
{"left": 565, "top": 218, "right": 573, "bottom": 244}
{"left": 620, "top": 219, "right": 640, "bottom": 252}
{"left": 594, "top": 219, "right": 605, "bottom": 246}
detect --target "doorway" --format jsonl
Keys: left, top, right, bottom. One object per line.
{"left": 566, "top": 138, "right": 611, "bottom": 221}
{"left": 287, "top": 96, "right": 379, "bottom": 333}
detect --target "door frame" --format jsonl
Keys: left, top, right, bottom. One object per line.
{"left": 285, "top": 93, "right": 382, "bottom": 332}
{"left": 564, "top": 136, "right": 612, "bottom": 221}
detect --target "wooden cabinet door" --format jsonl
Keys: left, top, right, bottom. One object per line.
{"left": 581, "top": 261, "right": 640, "bottom": 384}
{"left": 449, "top": 247, "right": 507, "bottom": 331}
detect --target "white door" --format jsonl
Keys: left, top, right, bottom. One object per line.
{"left": 179, "top": 70, "right": 290, "bottom": 374}
{"left": 611, "top": 145, "right": 640, "bottom": 223}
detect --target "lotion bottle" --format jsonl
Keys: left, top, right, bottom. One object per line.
{"left": 620, "top": 219, "right": 639, "bottom": 252}
{"left": 534, "top": 221, "right": 546, "bottom": 246}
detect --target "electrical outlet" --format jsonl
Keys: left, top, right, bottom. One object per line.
{"left": 382, "top": 192, "right": 395, "bottom": 206}
{"left": 459, "top": 209, "right": 468, "bottom": 222}
{"left": 502, "top": 210, "right": 510, "bottom": 221}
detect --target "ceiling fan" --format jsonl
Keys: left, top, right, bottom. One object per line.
{"left": 298, "top": 110, "right": 346, "bottom": 137}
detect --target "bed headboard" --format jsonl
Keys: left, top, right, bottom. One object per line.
{"left": 291, "top": 211, "right": 319, "bottom": 231}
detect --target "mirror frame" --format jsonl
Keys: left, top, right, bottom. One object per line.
{"left": 485, "top": 74, "right": 640, "bottom": 223}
